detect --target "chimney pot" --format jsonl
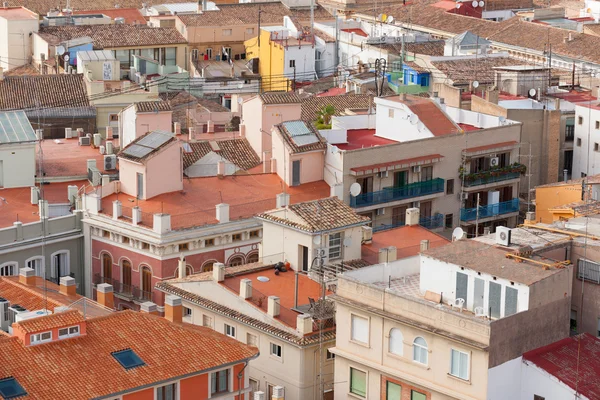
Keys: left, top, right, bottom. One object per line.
{"left": 165, "top": 295, "right": 183, "bottom": 323}
{"left": 217, "top": 160, "right": 226, "bottom": 177}
{"left": 239, "top": 124, "right": 246, "bottom": 138}
{"left": 276, "top": 193, "right": 290, "bottom": 208}
{"left": 420, "top": 240, "right": 430, "bottom": 252}
{"left": 19, "top": 267, "right": 36, "bottom": 286}
{"left": 254, "top": 392, "right": 266, "bottom": 400}
{"left": 267, "top": 296, "right": 280, "bottom": 317}
{"left": 60, "top": 276, "right": 77, "bottom": 296}
{"left": 216, "top": 203, "right": 230, "bottom": 223}
{"left": 296, "top": 313, "right": 313, "bottom": 335}
{"left": 96, "top": 283, "right": 114, "bottom": 309}
{"left": 140, "top": 301, "right": 158, "bottom": 314}
{"left": 240, "top": 278, "right": 252, "bottom": 299}
{"left": 213, "top": 262, "right": 225, "bottom": 282}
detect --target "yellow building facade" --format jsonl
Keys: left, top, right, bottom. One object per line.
{"left": 245, "top": 30, "right": 289, "bottom": 92}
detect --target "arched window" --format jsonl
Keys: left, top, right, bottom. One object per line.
{"left": 246, "top": 252, "right": 259, "bottom": 264}
{"left": 121, "top": 260, "right": 132, "bottom": 294}
{"left": 389, "top": 328, "right": 403, "bottom": 356}
{"left": 51, "top": 251, "right": 70, "bottom": 281}
{"left": 141, "top": 266, "right": 152, "bottom": 301}
{"left": 202, "top": 261, "right": 215, "bottom": 272}
{"left": 229, "top": 255, "right": 244, "bottom": 267}
{"left": 0, "top": 262, "right": 18, "bottom": 277}
{"left": 102, "top": 253, "right": 112, "bottom": 282}
{"left": 413, "top": 337, "right": 428, "bottom": 365}
{"left": 26, "top": 257, "right": 44, "bottom": 276}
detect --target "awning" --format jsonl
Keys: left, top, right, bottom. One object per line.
{"left": 463, "top": 141, "right": 518, "bottom": 156}
{"left": 350, "top": 154, "right": 444, "bottom": 176}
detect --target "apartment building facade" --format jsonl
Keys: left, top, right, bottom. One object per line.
{"left": 331, "top": 237, "right": 571, "bottom": 400}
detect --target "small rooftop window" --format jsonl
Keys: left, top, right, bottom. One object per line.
{"left": 112, "top": 349, "right": 146, "bottom": 370}
{"left": 0, "top": 377, "right": 27, "bottom": 399}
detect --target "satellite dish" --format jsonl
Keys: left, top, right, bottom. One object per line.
{"left": 479, "top": 1, "right": 485, "bottom": 6}
{"left": 529, "top": 88, "right": 537, "bottom": 97}
{"left": 409, "top": 114, "right": 419, "bottom": 125}
{"left": 343, "top": 237, "right": 352, "bottom": 247}
{"left": 63, "top": 54, "right": 70, "bottom": 62}
{"left": 452, "top": 227, "right": 466, "bottom": 242}
{"left": 350, "top": 182, "right": 362, "bottom": 197}
{"left": 257, "top": 276, "right": 270, "bottom": 282}
{"left": 472, "top": 0, "right": 478, "bottom": 7}
{"left": 472, "top": 80, "right": 480, "bottom": 88}
{"left": 56, "top": 45, "right": 66, "bottom": 56}
{"left": 313, "top": 236, "right": 322, "bottom": 245}
{"left": 386, "top": 15, "right": 394, "bottom": 24}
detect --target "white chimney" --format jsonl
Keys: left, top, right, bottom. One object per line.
{"left": 207, "top": 120, "right": 214, "bottom": 134}
{"left": 240, "top": 278, "right": 252, "bottom": 299}
{"left": 420, "top": 240, "right": 430, "bottom": 252}
{"left": 105, "top": 126, "right": 113, "bottom": 140}
{"left": 272, "top": 386, "right": 285, "bottom": 400}
{"left": 216, "top": 203, "right": 229, "bottom": 223}
{"left": 213, "top": 262, "right": 225, "bottom": 282}
{"left": 217, "top": 160, "right": 225, "bottom": 177}
{"left": 378, "top": 246, "right": 397, "bottom": 263}
{"left": 30, "top": 186, "right": 40, "bottom": 205}
{"left": 65, "top": 127, "right": 73, "bottom": 139}
{"left": 406, "top": 208, "right": 420, "bottom": 226}
{"left": 105, "top": 141, "right": 114, "bottom": 155}
{"left": 67, "top": 185, "right": 78, "bottom": 204}
{"left": 268, "top": 296, "right": 280, "bottom": 317}
{"left": 188, "top": 126, "right": 196, "bottom": 142}
{"left": 254, "top": 392, "right": 265, "bottom": 400}
{"left": 174, "top": 122, "right": 181, "bottom": 135}
{"left": 178, "top": 256, "right": 186, "bottom": 279}
{"left": 276, "top": 193, "right": 290, "bottom": 208}
{"left": 112, "top": 200, "right": 122, "bottom": 220}
{"left": 296, "top": 314, "right": 313, "bottom": 335}
{"left": 239, "top": 124, "right": 246, "bottom": 138}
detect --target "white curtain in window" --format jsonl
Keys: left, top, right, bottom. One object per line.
{"left": 412, "top": 337, "right": 428, "bottom": 364}
{"left": 389, "top": 328, "right": 403, "bottom": 355}
{"left": 451, "top": 349, "right": 469, "bottom": 380}
{"left": 351, "top": 315, "right": 368, "bottom": 344}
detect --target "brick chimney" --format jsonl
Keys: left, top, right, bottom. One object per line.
{"left": 19, "top": 267, "right": 36, "bottom": 286}
{"left": 140, "top": 301, "right": 159, "bottom": 315}
{"left": 96, "top": 283, "right": 114, "bottom": 309}
{"left": 165, "top": 295, "right": 183, "bottom": 324}
{"left": 60, "top": 276, "right": 77, "bottom": 296}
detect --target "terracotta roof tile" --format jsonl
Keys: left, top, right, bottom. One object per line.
{"left": 0, "top": 310, "right": 258, "bottom": 399}
{"left": 3, "top": 64, "right": 40, "bottom": 76}
{"left": 16, "top": 309, "right": 85, "bottom": 334}
{"left": 72, "top": 8, "right": 146, "bottom": 24}
{"left": 182, "top": 138, "right": 261, "bottom": 170}
{"left": 301, "top": 94, "right": 375, "bottom": 122}
{"left": 259, "top": 91, "right": 303, "bottom": 105}
{"left": 274, "top": 120, "right": 327, "bottom": 154}
{"left": 432, "top": 57, "right": 540, "bottom": 85}
{"left": 0, "top": 74, "right": 89, "bottom": 111}
{"left": 178, "top": 2, "right": 333, "bottom": 27}
{"left": 134, "top": 100, "right": 172, "bottom": 113}
{"left": 258, "top": 197, "right": 370, "bottom": 233}
{"left": 38, "top": 24, "right": 186, "bottom": 49}
{"left": 197, "top": 98, "right": 231, "bottom": 113}
{"left": 0, "top": 277, "right": 78, "bottom": 312}
{"left": 4, "top": 0, "right": 184, "bottom": 15}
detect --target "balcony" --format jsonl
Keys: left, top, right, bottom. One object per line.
{"left": 460, "top": 198, "right": 519, "bottom": 222}
{"left": 372, "top": 214, "right": 444, "bottom": 232}
{"left": 350, "top": 178, "right": 445, "bottom": 208}
{"left": 461, "top": 164, "right": 525, "bottom": 188}
{"left": 93, "top": 273, "right": 153, "bottom": 303}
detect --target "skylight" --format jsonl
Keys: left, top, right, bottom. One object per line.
{"left": 0, "top": 377, "right": 27, "bottom": 399}
{"left": 112, "top": 349, "right": 146, "bottom": 370}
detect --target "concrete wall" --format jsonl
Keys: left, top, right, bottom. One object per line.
{"left": 273, "top": 134, "right": 325, "bottom": 186}
{"left": 431, "top": 83, "right": 462, "bottom": 108}
{"left": 520, "top": 357, "right": 579, "bottom": 400}
{"left": 573, "top": 105, "right": 600, "bottom": 178}
{"left": 486, "top": 357, "right": 522, "bottom": 400}
{"left": 570, "top": 241, "right": 600, "bottom": 336}
{"left": 0, "top": 143, "right": 36, "bottom": 188}
{"left": 144, "top": 141, "right": 182, "bottom": 199}
{"left": 118, "top": 158, "right": 146, "bottom": 199}
{"left": 534, "top": 183, "right": 582, "bottom": 224}
{"left": 134, "top": 112, "right": 173, "bottom": 144}
{"left": 120, "top": 105, "right": 137, "bottom": 149}
{"left": 0, "top": 13, "right": 39, "bottom": 71}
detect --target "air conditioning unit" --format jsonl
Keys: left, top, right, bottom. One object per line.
{"left": 413, "top": 165, "right": 421, "bottom": 173}
{"left": 79, "top": 136, "right": 91, "bottom": 146}
{"left": 496, "top": 226, "right": 512, "bottom": 246}
{"left": 65, "top": 127, "right": 73, "bottom": 139}
{"left": 376, "top": 208, "right": 385, "bottom": 216}
{"left": 0, "top": 297, "right": 9, "bottom": 332}
{"left": 7, "top": 304, "right": 27, "bottom": 335}
{"left": 361, "top": 226, "right": 373, "bottom": 243}
{"left": 412, "top": 201, "right": 420, "bottom": 208}
{"left": 104, "top": 154, "right": 117, "bottom": 170}
{"left": 461, "top": 192, "right": 469, "bottom": 200}
{"left": 15, "top": 309, "right": 52, "bottom": 323}
{"left": 490, "top": 157, "right": 500, "bottom": 167}
{"left": 88, "top": 166, "right": 101, "bottom": 186}
{"left": 378, "top": 170, "right": 388, "bottom": 178}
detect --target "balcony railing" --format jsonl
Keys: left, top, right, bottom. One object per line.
{"left": 372, "top": 214, "right": 445, "bottom": 232}
{"left": 460, "top": 198, "right": 519, "bottom": 222}
{"left": 350, "top": 178, "right": 445, "bottom": 208}
{"left": 463, "top": 171, "right": 521, "bottom": 187}
{"left": 93, "top": 273, "right": 151, "bottom": 302}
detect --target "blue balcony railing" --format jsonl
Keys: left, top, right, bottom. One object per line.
{"left": 460, "top": 198, "right": 519, "bottom": 222}
{"left": 463, "top": 171, "right": 521, "bottom": 187}
{"left": 350, "top": 178, "right": 445, "bottom": 208}
{"left": 372, "top": 214, "right": 445, "bottom": 232}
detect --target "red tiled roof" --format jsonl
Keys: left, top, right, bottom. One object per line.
{"left": 0, "top": 276, "right": 81, "bottom": 312}
{"left": 336, "top": 129, "right": 397, "bottom": 151}
{"left": 383, "top": 95, "right": 460, "bottom": 136}
{"left": 464, "top": 141, "right": 519, "bottom": 154}
{"left": 0, "top": 310, "right": 258, "bottom": 399}
{"left": 362, "top": 225, "right": 450, "bottom": 264}
{"left": 350, "top": 154, "right": 444, "bottom": 176}
{"left": 71, "top": 8, "right": 145, "bottom": 24}
{"left": 341, "top": 28, "right": 368, "bottom": 37}
{"left": 16, "top": 309, "right": 85, "bottom": 334}
{"left": 523, "top": 333, "right": 600, "bottom": 400}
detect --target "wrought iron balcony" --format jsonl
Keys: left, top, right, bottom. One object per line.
{"left": 463, "top": 171, "right": 521, "bottom": 187}
{"left": 350, "top": 178, "right": 445, "bottom": 208}
{"left": 460, "top": 198, "right": 519, "bottom": 222}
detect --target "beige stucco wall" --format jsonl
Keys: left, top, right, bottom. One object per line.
{"left": 570, "top": 241, "right": 600, "bottom": 336}
{"left": 0, "top": 13, "right": 38, "bottom": 71}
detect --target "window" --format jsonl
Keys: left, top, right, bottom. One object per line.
{"left": 249, "top": 379, "right": 259, "bottom": 397}
{"left": 26, "top": 257, "right": 44, "bottom": 276}
{"left": 421, "top": 166, "right": 433, "bottom": 181}
{"left": 0, "top": 262, "right": 17, "bottom": 277}
{"left": 565, "top": 118, "right": 574, "bottom": 141}
{"left": 156, "top": 382, "right": 177, "bottom": 400}
{"left": 58, "top": 325, "right": 80, "bottom": 339}
{"left": 165, "top": 47, "right": 176, "bottom": 66}
{"left": 328, "top": 232, "right": 342, "bottom": 260}
{"left": 205, "top": 238, "right": 215, "bottom": 247}
{"left": 249, "top": 230, "right": 260, "bottom": 238}
{"left": 326, "top": 349, "right": 335, "bottom": 360}
{"left": 578, "top": 116, "right": 583, "bottom": 124}
{"left": 389, "top": 328, "right": 403, "bottom": 355}
{"left": 206, "top": 48, "right": 213, "bottom": 59}
{"left": 450, "top": 349, "right": 469, "bottom": 380}
{"left": 222, "top": 29, "right": 232, "bottom": 36}
{"left": 247, "top": 332, "right": 258, "bottom": 346}
{"left": 179, "top": 242, "right": 189, "bottom": 251}
{"left": 349, "top": 367, "right": 367, "bottom": 397}
{"left": 184, "top": 307, "right": 192, "bottom": 317}
{"left": 229, "top": 256, "right": 244, "bottom": 267}
{"left": 351, "top": 314, "right": 369, "bottom": 344}
{"left": 51, "top": 251, "right": 69, "bottom": 280}
{"left": 534, "top": 396, "right": 545, "bottom": 400}
{"left": 30, "top": 331, "right": 52, "bottom": 344}
{"left": 224, "top": 323, "right": 236, "bottom": 338}
{"left": 102, "top": 253, "right": 112, "bottom": 281}
{"left": 411, "top": 390, "right": 427, "bottom": 400}
{"left": 191, "top": 48, "right": 199, "bottom": 61}
{"left": 247, "top": 253, "right": 259, "bottom": 263}
{"left": 141, "top": 266, "right": 152, "bottom": 299}
{"left": 445, "top": 214, "right": 453, "bottom": 229}
{"left": 246, "top": 27, "right": 255, "bottom": 35}
{"left": 412, "top": 337, "right": 428, "bottom": 364}
{"left": 446, "top": 179, "right": 454, "bottom": 195}
{"left": 595, "top": 143, "right": 599, "bottom": 152}
{"left": 121, "top": 260, "right": 132, "bottom": 294}
{"left": 577, "top": 138, "right": 582, "bottom": 146}
{"left": 596, "top": 121, "right": 599, "bottom": 129}
{"left": 0, "top": 377, "right": 27, "bottom": 399}
{"left": 388, "top": 109, "right": 394, "bottom": 118}
{"left": 112, "top": 349, "right": 145, "bottom": 370}
{"left": 270, "top": 342, "right": 282, "bottom": 358}
{"left": 211, "top": 369, "right": 229, "bottom": 394}
{"left": 202, "top": 261, "right": 215, "bottom": 272}
{"left": 571, "top": 309, "right": 578, "bottom": 331}
{"left": 232, "top": 233, "right": 242, "bottom": 242}
{"left": 578, "top": 259, "right": 600, "bottom": 284}
{"left": 386, "top": 381, "right": 401, "bottom": 400}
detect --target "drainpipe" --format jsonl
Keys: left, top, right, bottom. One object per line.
{"left": 237, "top": 360, "right": 250, "bottom": 398}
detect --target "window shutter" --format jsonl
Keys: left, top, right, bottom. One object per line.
{"left": 351, "top": 315, "right": 368, "bottom": 343}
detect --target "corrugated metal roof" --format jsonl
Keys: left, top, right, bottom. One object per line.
{"left": 25, "top": 107, "right": 97, "bottom": 119}
{"left": 0, "top": 110, "right": 37, "bottom": 144}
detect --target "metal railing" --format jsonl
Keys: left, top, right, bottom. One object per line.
{"left": 93, "top": 273, "right": 147, "bottom": 301}
{"left": 372, "top": 214, "right": 445, "bottom": 232}
{"left": 460, "top": 198, "right": 519, "bottom": 222}
{"left": 350, "top": 178, "right": 445, "bottom": 208}
{"left": 463, "top": 171, "right": 521, "bottom": 187}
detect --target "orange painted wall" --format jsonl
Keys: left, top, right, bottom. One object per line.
{"left": 123, "top": 387, "right": 153, "bottom": 400}
{"left": 180, "top": 373, "right": 208, "bottom": 399}
{"left": 18, "top": 321, "right": 87, "bottom": 346}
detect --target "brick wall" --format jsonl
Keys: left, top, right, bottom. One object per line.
{"left": 545, "top": 110, "right": 561, "bottom": 184}
{"left": 380, "top": 375, "right": 431, "bottom": 400}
